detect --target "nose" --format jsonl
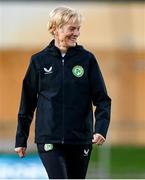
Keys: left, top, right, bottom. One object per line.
{"left": 74, "top": 29, "right": 80, "bottom": 37}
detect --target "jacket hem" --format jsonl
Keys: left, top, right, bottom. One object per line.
{"left": 34, "top": 138, "right": 92, "bottom": 145}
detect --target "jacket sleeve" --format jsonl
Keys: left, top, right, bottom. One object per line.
{"left": 89, "top": 54, "right": 111, "bottom": 138}
{"left": 15, "top": 56, "right": 38, "bottom": 147}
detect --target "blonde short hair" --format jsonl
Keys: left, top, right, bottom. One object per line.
{"left": 47, "top": 6, "right": 82, "bottom": 35}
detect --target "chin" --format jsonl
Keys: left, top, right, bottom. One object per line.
{"left": 68, "top": 42, "right": 76, "bottom": 47}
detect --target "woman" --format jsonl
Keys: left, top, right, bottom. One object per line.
{"left": 15, "top": 6, "right": 111, "bottom": 179}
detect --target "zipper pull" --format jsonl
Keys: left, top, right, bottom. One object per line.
{"left": 62, "top": 59, "right": 64, "bottom": 66}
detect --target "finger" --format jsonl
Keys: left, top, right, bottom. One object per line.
{"left": 96, "top": 140, "right": 102, "bottom": 145}
{"left": 92, "top": 138, "right": 96, "bottom": 143}
{"left": 95, "top": 134, "right": 105, "bottom": 140}
{"left": 19, "top": 150, "right": 26, "bottom": 158}
{"left": 92, "top": 134, "right": 100, "bottom": 143}
{"left": 95, "top": 135, "right": 102, "bottom": 143}
{"left": 94, "top": 138, "right": 104, "bottom": 145}
{"left": 100, "top": 138, "right": 105, "bottom": 144}
{"left": 19, "top": 151, "right": 24, "bottom": 158}
{"left": 92, "top": 134, "right": 106, "bottom": 144}
{"left": 92, "top": 138, "right": 101, "bottom": 144}
{"left": 92, "top": 137, "right": 99, "bottom": 143}
{"left": 15, "top": 148, "right": 26, "bottom": 158}
{"left": 98, "top": 136, "right": 105, "bottom": 143}
{"left": 92, "top": 140, "right": 97, "bottom": 144}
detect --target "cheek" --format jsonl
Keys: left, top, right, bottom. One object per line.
{"left": 66, "top": 31, "right": 73, "bottom": 36}
{"left": 57, "top": 30, "right": 65, "bottom": 39}
{"left": 57, "top": 30, "right": 73, "bottom": 42}
{"left": 61, "top": 33, "right": 71, "bottom": 41}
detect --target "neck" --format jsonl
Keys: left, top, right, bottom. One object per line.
{"left": 54, "top": 39, "right": 68, "bottom": 54}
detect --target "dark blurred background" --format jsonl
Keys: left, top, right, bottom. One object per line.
{"left": 0, "top": 0, "right": 145, "bottom": 178}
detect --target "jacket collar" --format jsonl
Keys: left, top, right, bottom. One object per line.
{"left": 44, "top": 39, "right": 83, "bottom": 58}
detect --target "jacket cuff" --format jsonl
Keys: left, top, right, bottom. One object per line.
{"left": 15, "top": 136, "right": 27, "bottom": 148}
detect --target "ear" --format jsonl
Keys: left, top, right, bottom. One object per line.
{"left": 52, "top": 25, "right": 58, "bottom": 36}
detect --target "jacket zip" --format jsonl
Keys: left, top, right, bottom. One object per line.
{"left": 62, "top": 58, "right": 65, "bottom": 144}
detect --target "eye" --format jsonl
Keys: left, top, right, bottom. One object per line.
{"left": 69, "top": 26, "right": 80, "bottom": 32}
{"left": 69, "top": 27, "right": 75, "bottom": 31}
{"left": 77, "top": 27, "right": 80, "bottom": 31}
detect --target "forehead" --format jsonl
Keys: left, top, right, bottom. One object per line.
{"left": 63, "top": 22, "right": 81, "bottom": 28}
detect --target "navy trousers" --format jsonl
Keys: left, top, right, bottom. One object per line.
{"left": 37, "top": 143, "right": 92, "bottom": 179}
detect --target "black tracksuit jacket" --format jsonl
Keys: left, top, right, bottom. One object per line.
{"left": 15, "top": 40, "right": 111, "bottom": 147}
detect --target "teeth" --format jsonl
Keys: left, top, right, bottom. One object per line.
{"left": 69, "top": 37, "right": 76, "bottom": 40}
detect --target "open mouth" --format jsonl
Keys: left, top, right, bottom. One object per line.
{"left": 69, "top": 37, "right": 77, "bottom": 42}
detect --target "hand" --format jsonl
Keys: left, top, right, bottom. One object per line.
{"left": 15, "top": 147, "right": 26, "bottom": 158}
{"left": 92, "top": 133, "right": 105, "bottom": 146}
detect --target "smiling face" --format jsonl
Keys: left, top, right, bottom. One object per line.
{"left": 54, "top": 21, "right": 81, "bottom": 52}
{"left": 48, "top": 7, "right": 82, "bottom": 53}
